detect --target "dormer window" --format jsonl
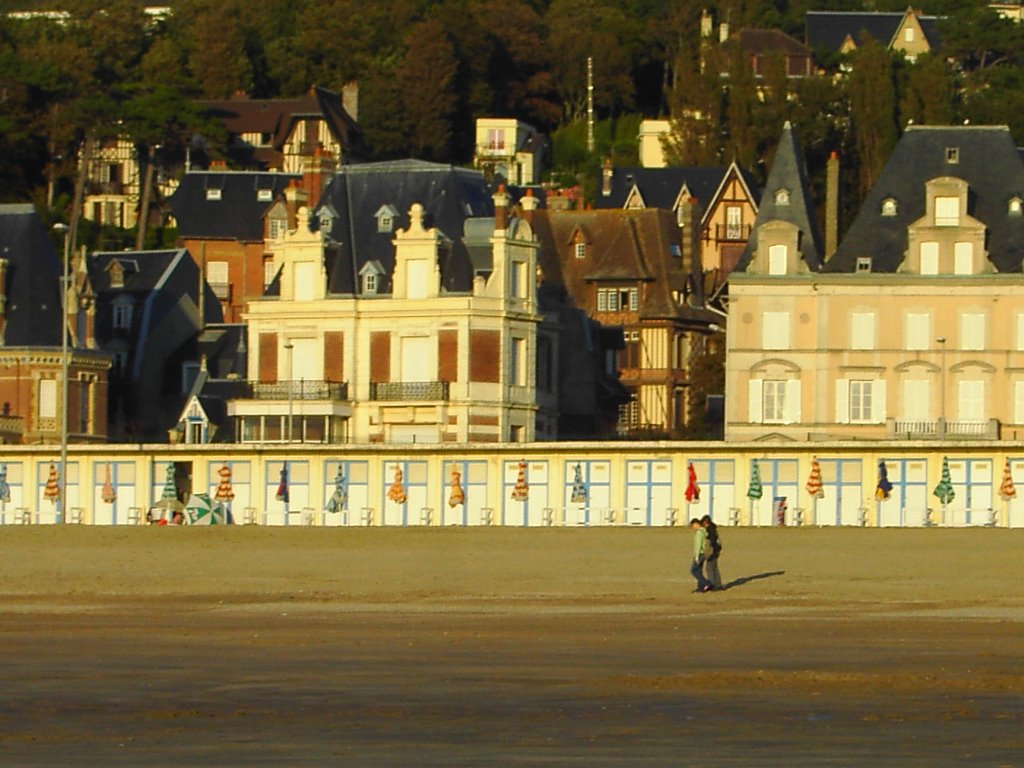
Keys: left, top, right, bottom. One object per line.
{"left": 358, "top": 260, "right": 385, "bottom": 295}
{"left": 318, "top": 208, "right": 334, "bottom": 232}
{"left": 375, "top": 204, "right": 398, "bottom": 233}
{"left": 109, "top": 261, "right": 125, "bottom": 288}
{"left": 881, "top": 198, "right": 898, "bottom": 217}
{"left": 775, "top": 189, "right": 790, "bottom": 206}
{"left": 935, "top": 196, "right": 959, "bottom": 226}
{"left": 364, "top": 273, "right": 377, "bottom": 294}
{"left": 1010, "top": 197, "right": 1022, "bottom": 216}
{"left": 574, "top": 242, "right": 587, "bottom": 259}
{"left": 856, "top": 257, "right": 872, "bottom": 273}
{"left": 257, "top": 189, "right": 272, "bottom": 202}
{"left": 206, "top": 188, "right": 222, "bottom": 201}
{"left": 945, "top": 147, "right": 959, "bottom": 164}
{"left": 268, "top": 214, "right": 287, "bottom": 241}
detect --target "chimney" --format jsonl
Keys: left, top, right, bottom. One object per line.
{"left": 342, "top": 81, "right": 359, "bottom": 123}
{"left": 601, "top": 157, "right": 613, "bottom": 196}
{"left": 519, "top": 188, "right": 539, "bottom": 222}
{"left": 679, "top": 196, "right": 704, "bottom": 274}
{"left": 825, "top": 151, "right": 839, "bottom": 259}
{"left": 0, "top": 257, "right": 7, "bottom": 343}
{"left": 284, "top": 179, "right": 308, "bottom": 230}
{"left": 302, "top": 147, "right": 337, "bottom": 210}
{"left": 493, "top": 184, "right": 509, "bottom": 231}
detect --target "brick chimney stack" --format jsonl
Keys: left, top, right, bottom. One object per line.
{"left": 519, "top": 188, "right": 538, "bottom": 223}
{"left": 302, "top": 147, "right": 337, "bottom": 211}
{"left": 825, "top": 151, "right": 839, "bottom": 259}
{"left": 284, "top": 179, "right": 308, "bottom": 230}
{"left": 493, "top": 184, "right": 509, "bottom": 231}
{"left": 679, "top": 196, "right": 703, "bottom": 273}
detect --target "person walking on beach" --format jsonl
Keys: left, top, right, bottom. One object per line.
{"left": 701, "top": 515, "right": 723, "bottom": 590}
{"left": 690, "top": 518, "right": 712, "bottom": 592}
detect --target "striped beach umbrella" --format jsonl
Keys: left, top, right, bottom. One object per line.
{"left": 875, "top": 461, "right": 893, "bottom": 501}
{"left": 276, "top": 463, "right": 290, "bottom": 504}
{"left": 746, "top": 459, "right": 763, "bottom": 500}
{"left": 387, "top": 464, "right": 406, "bottom": 505}
{"left": 327, "top": 466, "right": 348, "bottom": 513}
{"left": 154, "top": 463, "right": 183, "bottom": 511}
{"left": 101, "top": 463, "right": 117, "bottom": 504}
{"left": 805, "top": 458, "right": 824, "bottom": 500}
{"left": 448, "top": 467, "right": 465, "bottom": 508}
{"left": 185, "top": 492, "right": 225, "bottom": 525}
{"left": 570, "top": 463, "right": 588, "bottom": 504}
{"left": 0, "top": 464, "right": 10, "bottom": 506}
{"left": 44, "top": 463, "right": 60, "bottom": 503}
{"left": 214, "top": 463, "right": 234, "bottom": 503}
{"left": 933, "top": 456, "right": 955, "bottom": 506}
{"left": 999, "top": 458, "right": 1016, "bottom": 501}
{"left": 511, "top": 459, "right": 529, "bottom": 501}
{"left": 684, "top": 462, "right": 700, "bottom": 503}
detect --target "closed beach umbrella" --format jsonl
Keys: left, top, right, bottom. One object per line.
{"left": 101, "top": 463, "right": 117, "bottom": 504}
{"left": 327, "top": 466, "right": 348, "bottom": 513}
{"left": 999, "top": 458, "right": 1016, "bottom": 501}
{"left": 0, "top": 464, "right": 10, "bottom": 506}
{"left": 215, "top": 463, "right": 235, "bottom": 503}
{"left": 44, "top": 463, "right": 60, "bottom": 503}
{"left": 933, "top": 456, "right": 955, "bottom": 507}
{"left": 685, "top": 462, "right": 700, "bottom": 503}
{"left": 805, "top": 458, "right": 824, "bottom": 500}
{"left": 570, "top": 463, "right": 588, "bottom": 504}
{"left": 511, "top": 459, "right": 529, "bottom": 501}
{"left": 746, "top": 459, "right": 763, "bottom": 500}
{"left": 387, "top": 464, "right": 407, "bottom": 505}
{"left": 276, "top": 463, "right": 289, "bottom": 504}
{"left": 447, "top": 467, "right": 465, "bottom": 508}
{"left": 155, "top": 464, "right": 183, "bottom": 511}
{"left": 875, "top": 461, "right": 893, "bottom": 501}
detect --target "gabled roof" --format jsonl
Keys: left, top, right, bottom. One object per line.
{"left": 0, "top": 204, "right": 63, "bottom": 346}
{"left": 739, "top": 122, "right": 824, "bottom": 271}
{"left": 806, "top": 9, "right": 940, "bottom": 53}
{"left": 595, "top": 165, "right": 759, "bottom": 224}
{"left": 312, "top": 159, "right": 494, "bottom": 295}
{"left": 169, "top": 171, "right": 299, "bottom": 241}
{"left": 198, "top": 86, "right": 363, "bottom": 169}
{"left": 827, "top": 125, "right": 1024, "bottom": 273}
{"left": 733, "top": 28, "right": 813, "bottom": 58}
{"left": 531, "top": 208, "right": 714, "bottom": 324}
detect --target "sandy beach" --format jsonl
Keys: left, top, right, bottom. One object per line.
{"left": 1, "top": 526, "right": 1022, "bottom": 766}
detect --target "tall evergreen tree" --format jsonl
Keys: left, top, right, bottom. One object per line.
{"left": 847, "top": 36, "right": 898, "bottom": 197}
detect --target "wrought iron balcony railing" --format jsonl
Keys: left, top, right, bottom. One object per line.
{"left": 251, "top": 380, "right": 348, "bottom": 400}
{"left": 369, "top": 381, "right": 450, "bottom": 401}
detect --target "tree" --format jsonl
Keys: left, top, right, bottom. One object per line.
{"left": 398, "top": 20, "right": 459, "bottom": 161}
{"left": 847, "top": 36, "right": 898, "bottom": 197}
{"left": 899, "top": 54, "right": 955, "bottom": 128}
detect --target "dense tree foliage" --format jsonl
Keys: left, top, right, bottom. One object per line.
{"left": 2, "top": 0, "right": 1023, "bottom": 223}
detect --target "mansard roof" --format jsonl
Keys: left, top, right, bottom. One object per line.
{"left": 312, "top": 159, "right": 494, "bottom": 296}
{"left": 0, "top": 204, "right": 63, "bottom": 346}
{"left": 739, "top": 121, "right": 824, "bottom": 272}
{"left": 826, "top": 125, "right": 1024, "bottom": 273}
{"left": 169, "top": 171, "right": 299, "bottom": 241}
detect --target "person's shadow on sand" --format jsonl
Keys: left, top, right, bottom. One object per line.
{"left": 720, "top": 570, "right": 785, "bottom": 591}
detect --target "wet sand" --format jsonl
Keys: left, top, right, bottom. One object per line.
{"left": 1, "top": 527, "right": 1022, "bottom": 766}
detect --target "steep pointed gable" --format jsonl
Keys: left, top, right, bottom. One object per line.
{"left": 739, "top": 122, "right": 824, "bottom": 272}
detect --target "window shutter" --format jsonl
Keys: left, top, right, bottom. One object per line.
{"left": 871, "top": 379, "right": 886, "bottom": 423}
{"left": 258, "top": 332, "right": 278, "bottom": 383}
{"left": 784, "top": 379, "right": 801, "bottom": 424}
{"left": 748, "top": 379, "right": 763, "bottom": 424}
{"left": 835, "top": 379, "right": 849, "bottom": 424}
{"left": 1015, "top": 381, "right": 1024, "bottom": 424}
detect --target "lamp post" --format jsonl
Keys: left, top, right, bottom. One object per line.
{"left": 936, "top": 336, "right": 946, "bottom": 439}
{"left": 284, "top": 341, "right": 294, "bottom": 443}
{"left": 52, "top": 222, "right": 70, "bottom": 524}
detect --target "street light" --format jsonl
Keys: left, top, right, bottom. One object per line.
{"left": 52, "top": 222, "right": 70, "bottom": 524}
{"left": 936, "top": 336, "right": 946, "bottom": 439}
{"left": 284, "top": 341, "right": 294, "bottom": 443}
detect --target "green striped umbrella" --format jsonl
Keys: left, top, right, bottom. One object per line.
{"left": 154, "top": 464, "right": 183, "bottom": 511}
{"left": 933, "top": 456, "right": 955, "bottom": 506}
{"left": 747, "top": 459, "right": 764, "bottom": 500}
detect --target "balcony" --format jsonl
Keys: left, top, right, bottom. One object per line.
{"left": 370, "top": 381, "right": 449, "bottom": 401}
{"left": 886, "top": 418, "right": 999, "bottom": 440}
{"left": 709, "top": 223, "right": 753, "bottom": 242}
{"left": 476, "top": 142, "right": 509, "bottom": 157}
{"left": 0, "top": 414, "right": 24, "bottom": 443}
{"left": 251, "top": 380, "right": 348, "bottom": 400}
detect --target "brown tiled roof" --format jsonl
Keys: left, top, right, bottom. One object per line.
{"left": 734, "top": 28, "right": 812, "bottom": 57}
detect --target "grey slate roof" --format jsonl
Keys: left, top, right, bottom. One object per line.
{"left": 312, "top": 159, "right": 494, "bottom": 295}
{"left": 594, "top": 165, "right": 760, "bottom": 225}
{"left": 806, "top": 10, "right": 940, "bottom": 52}
{"left": 169, "top": 171, "right": 299, "bottom": 241}
{"left": 826, "top": 125, "right": 1024, "bottom": 273}
{"left": 738, "top": 122, "right": 824, "bottom": 271}
{"left": 0, "top": 204, "right": 63, "bottom": 346}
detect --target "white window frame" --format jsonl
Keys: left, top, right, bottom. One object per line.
{"left": 851, "top": 312, "right": 875, "bottom": 350}
{"left": 762, "top": 311, "right": 791, "bottom": 350}
{"left": 960, "top": 313, "right": 985, "bottom": 351}
{"left": 935, "top": 196, "right": 959, "bottom": 226}
{"left": 953, "top": 242, "right": 973, "bottom": 275}
{"left": 762, "top": 379, "right": 787, "bottom": 423}
{"left": 38, "top": 378, "right": 57, "bottom": 419}
{"left": 768, "top": 244, "right": 787, "bottom": 275}
{"left": 835, "top": 379, "right": 886, "bottom": 424}
{"left": 919, "top": 241, "right": 939, "bottom": 274}
{"left": 849, "top": 380, "right": 873, "bottom": 423}
{"left": 597, "top": 289, "right": 607, "bottom": 312}
{"left": 363, "top": 272, "right": 378, "bottom": 295}
{"left": 628, "top": 287, "right": 639, "bottom": 311}
{"left": 905, "top": 313, "right": 929, "bottom": 351}
{"left": 574, "top": 242, "right": 586, "bottom": 260}
{"left": 725, "top": 206, "right": 742, "bottom": 239}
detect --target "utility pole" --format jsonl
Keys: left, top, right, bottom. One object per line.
{"left": 586, "top": 56, "right": 595, "bottom": 153}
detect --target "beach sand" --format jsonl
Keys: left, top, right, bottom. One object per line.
{"left": 1, "top": 526, "right": 1022, "bottom": 766}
